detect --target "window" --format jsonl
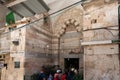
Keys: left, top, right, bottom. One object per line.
{"left": 14, "top": 61, "right": 20, "bottom": 68}
{"left": 91, "top": 19, "right": 97, "bottom": 24}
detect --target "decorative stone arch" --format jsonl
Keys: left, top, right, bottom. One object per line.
{"left": 53, "top": 4, "right": 84, "bottom": 38}
{"left": 56, "top": 18, "right": 83, "bottom": 55}
{"left": 56, "top": 18, "right": 84, "bottom": 71}
{"left": 55, "top": 18, "right": 82, "bottom": 37}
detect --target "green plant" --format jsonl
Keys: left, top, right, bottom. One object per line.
{"left": 31, "top": 73, "right": 39, "bottom": 80}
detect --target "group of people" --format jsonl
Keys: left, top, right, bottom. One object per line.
{"left": 38, "top": 68, "right": 82, "bottom": 80}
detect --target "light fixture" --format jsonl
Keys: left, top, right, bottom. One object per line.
{"left": 46, "top": 44, "right": 49, "bottom": 48}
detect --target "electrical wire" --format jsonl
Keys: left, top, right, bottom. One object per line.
{"left": 0, "top": 0, "right": 118, "bottom": 52}
{"left": 83, "top": 25, "right": 118, "bottom": 32}
{"left": 1, "top": 0, "right": 84, "bottom": 35}
{"left": 83, "top": 25, "right": 118, "bottom": 38}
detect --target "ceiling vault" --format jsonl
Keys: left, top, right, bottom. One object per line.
{"left": 37, "top": 0, "right": 50, "bottom": 11}
{"left": 8, "top": 7, "right": 24, "bottom": 18}
{"left": 0, "top": 0, "right": 50, "bottom": 20}
{"left": 21, "top": 2, "right": 36, "bottom": 15}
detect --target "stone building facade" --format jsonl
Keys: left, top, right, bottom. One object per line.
{"left": 0, "top": 14, "right": 53, "bottom": 80}
{"left": 51, "top": 0, "right": 119, "bottom": 80}
{"left": 51, "top": 4, "right": 84, "bottom": 72}
{"left": 0, "top": 0, "right": 119, "bottom": 80}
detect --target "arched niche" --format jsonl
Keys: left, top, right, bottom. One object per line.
{"left": 56, "top": 18, "right": 83, "bottom": 54}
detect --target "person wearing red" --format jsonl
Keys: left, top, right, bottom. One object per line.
{"left": 53, "top": 70, "right": 60, "bottom": 80}
{"left": 61, "top": 73, "right": 67, "bottom": 80}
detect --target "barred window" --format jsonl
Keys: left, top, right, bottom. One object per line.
{"left": 14, "top": 61, "right": 20, "bottom": 68}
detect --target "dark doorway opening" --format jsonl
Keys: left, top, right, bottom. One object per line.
{"left": 64, "top": 58, "right": 79, "bottom": 71}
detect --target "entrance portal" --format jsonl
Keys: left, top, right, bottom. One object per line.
{"left": 64, "top": 58, "right": 79, "bottom": 71}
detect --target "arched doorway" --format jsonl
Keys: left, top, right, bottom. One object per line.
{"left": 57, "top": 19, "right": 83, "bottom": 74}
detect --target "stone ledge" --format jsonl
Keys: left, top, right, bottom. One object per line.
{"left": 81, "top": 40, "right": 112, "bottom": 45}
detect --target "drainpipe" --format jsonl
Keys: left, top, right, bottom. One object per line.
{"left": 118, "top": 4, "right": 120, "bottom": 66}
{"left": 58, "top": 37, "right": 60, "bottom": 66}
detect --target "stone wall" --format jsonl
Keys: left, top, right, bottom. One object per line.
{"left": 82, "top": 0, "right": 120, "bottom": 80}
{"left": 1, "top": 54, "right": 24, "bottom": 80}
{"left": 0, "top": 14, "right": 53, "bottom": 80}
{"left": 0, "top": 27, "right": 26, "bottom": 80}
{"left": 0, "top": 34, "right": 10, "bottom": 52}
{"left": 24, "top": 15, "right": 52, "bottom": 77}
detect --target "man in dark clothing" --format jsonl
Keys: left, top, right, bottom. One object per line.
{"left": 39, "top": 70, "right": 46, "bottom": 80}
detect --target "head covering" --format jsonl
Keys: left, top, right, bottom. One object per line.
{"left": 71, "top": 68, "right": 75, "bottom": 71}
{"left": 56, "top": 70, "right": 61, "bottom": 73}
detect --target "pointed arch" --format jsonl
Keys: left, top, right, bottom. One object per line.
{"left": 55, "top": 19, "right": 82, "bottom": 37}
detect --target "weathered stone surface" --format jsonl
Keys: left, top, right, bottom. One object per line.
{"left": 85, "top": 54, "right": 120, "bottom": 80}
{"left": 84, "top": 44, "right": 119, "bottom": 55}
{"left": 0, "top": 0, "right": 119, "bottom": 80}
{"left": 83, "top": 1, "right": 119, "bottom": 80}
{"left": 24, "top": 18, "right": 52, "bottom": 77}
{"left": 1, "top": 54, "right": 24, "bottom": 80}
{"left": 83, "top": 1, "right": 118, "bottom": 42}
